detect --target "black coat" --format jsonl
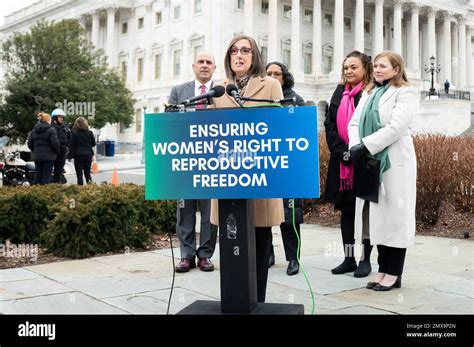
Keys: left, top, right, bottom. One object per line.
{"left": 281, "top": 87, "right": 305, "bottom": 223}
{"left": 282, "top": 87, "right": 305, "bottom": 106}
{"left": 52, "top": 122, "right": 71, "bottom": 154}
{"left": 324, "top": 84, "right": 362, "bottom": 211}
{"left": 27, "top": 122, "right": 60, "bottom": 161}
{"left": 68, "top": 130, "right": 96, "bottom": 158}
{"left": 282, "top": 198, "right": 303, "bottom": 225}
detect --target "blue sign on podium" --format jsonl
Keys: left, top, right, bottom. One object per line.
{"left": 145, "top": 106, "right": 320, "bottom": 200}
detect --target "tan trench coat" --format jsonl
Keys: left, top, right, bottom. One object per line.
{"left": 209, "top": 76, "right": 285, "bottom": 227}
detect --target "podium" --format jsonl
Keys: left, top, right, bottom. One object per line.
{"left": 146, "top": 106, "right": 318, "bottom": 315}
{"left": 177, "top": 199, "right": 304, "bottom": 315}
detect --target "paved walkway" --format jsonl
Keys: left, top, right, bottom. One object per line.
{"left": 1, "top": 225, "right": 472, "bottom": 314}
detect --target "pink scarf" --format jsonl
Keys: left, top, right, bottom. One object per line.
{"left": 336, "top": 82, "right": 363, "bottom": 191}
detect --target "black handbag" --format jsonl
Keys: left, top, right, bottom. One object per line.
{"left": 353, "top": 157, "right": 380, "bottom": 203}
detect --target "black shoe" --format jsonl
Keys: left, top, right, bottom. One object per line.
{"left": 373, "top": 276, "right": 402, "bottom": 291}
{"left": 366, "top": 281, "right": 379, "bottom": 289}
{"left": 354, "top": 261, "right": 372, "bottom": 278}
{"left": 268, "top": 254, "right": 275, "bottom": 268}
{"left": 287, "top": 260, "right": 299, "bottom": 276}
{"left": 331, "top": 258, "right": 357, "bottom": 274}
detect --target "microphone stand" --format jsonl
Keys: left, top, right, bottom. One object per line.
{"left": 164, "top": 98, "right": 212, "bottom": 112}
{"left": 240, "top": 96, "right": 298, "bottom": 106}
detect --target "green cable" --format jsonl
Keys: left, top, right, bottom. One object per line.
{"left": 238, "top": 104, "right": 315, "bottom": 312}
{"left": 293, "top": 199, "right": 316, "bottom": 314}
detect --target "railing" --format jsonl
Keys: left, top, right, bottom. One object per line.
{"left": 420, "top": 90, "right": 471, "bottom": 101}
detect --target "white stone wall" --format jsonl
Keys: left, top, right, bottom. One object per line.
{"left": 413, "top": 99, "right": 472, "bottom": 135}
{"left": 0, "top": 0, "right": 473, "bottom": 143}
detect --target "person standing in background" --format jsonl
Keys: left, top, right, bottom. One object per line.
{"left": 168, "top": 52, "right": 218, "bottom": 273}
{"left": 68, "top": 117, "right": 96, "bottom": 185}
{"left": 27, "top": 112, "right": 60, "bottom": 185}
{"left": 348, "top": 51, "right": 418, "bottom": 291}
{"left": 325, "top": 51, "right": 374, "bottom": 278}
{"left": 51, "top": 108, "right": 70, "bottom": 183}
{"left": 265, "top": 61, "right": 305, "bottom": 276}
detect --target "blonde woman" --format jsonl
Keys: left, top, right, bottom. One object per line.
{"left": 348, "top": 51, "right": 418, "bottom": 291}
{"left": 68, "top": 117, "right": 96, "bottom": 185}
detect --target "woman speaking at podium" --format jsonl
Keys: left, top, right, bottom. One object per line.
{"left": 209, "top": 35, "right": 284, "bottom": 303}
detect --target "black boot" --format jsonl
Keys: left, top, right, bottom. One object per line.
{"left": 331, "top": 257, "right": 357, "bottom": 274}
{"left": 354, "top": 239, "right": 373, "bottom": 278}
{"left": 268, "top": 254, "right": 275, "bottom": 268}
{"left": 332, "top": 212, "right": 357, "bottom": 275}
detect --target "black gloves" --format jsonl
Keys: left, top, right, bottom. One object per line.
{"left": 349, "top": 142, "right": 369, "bottom": 163}
{"left": 341, "top": 151, "right": 352, "bottom": 166}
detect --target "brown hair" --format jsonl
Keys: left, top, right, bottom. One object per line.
{"left": 374, "top": 51, "right": 410, "bottom": 87}
{"left": 73, "top": 117, "right": 89, "bottom": 132}
{"left": 37, "top": 112, "right": 51, "bottom": 123}
{"left": 224, "top": 35, "right": 266, "bottom": 79}
{"left": 340, "top": 50, "right": 374, "bottom": 90}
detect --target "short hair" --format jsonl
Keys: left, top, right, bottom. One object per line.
{"left": 73, "top": 117, "right": 89, "bottom": 131}
{"left": 224, "top": 35, "right": 266, "bottom": 79}
{"left": 265, "top": 61, "right": 294, "bottom": 90}
{"left": 340, "top": 50, "right": 374, "bottom": 88}
{"left": 374, "top": 51, "right": 410, "bottom": 87}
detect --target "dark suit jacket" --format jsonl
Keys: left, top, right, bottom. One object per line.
{"left": 168, "top": 80, "right": 214, "bottom": 105}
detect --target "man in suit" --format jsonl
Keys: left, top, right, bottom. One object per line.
{"left": 168, "top": 52, "right": 218, "bottom": 272}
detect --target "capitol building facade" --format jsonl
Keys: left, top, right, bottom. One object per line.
{"left": 1, "top": 0, "right": 473, "bottom": 142}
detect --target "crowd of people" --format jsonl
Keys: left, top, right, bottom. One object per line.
{"left": 27, "top": 34, "right": 418, "bottom": 303}
{"left": 27, "top": 109, "right": 96, "bottom": 186}
{"left": 168, "top": 35, "right": 418, "bottom": 302}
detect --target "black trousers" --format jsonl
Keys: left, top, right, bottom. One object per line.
{"left": 269, "top": 223, "right": 301, "bottom": 261}
{"left": 341, "top": 210, "right": 356, "bottom": 258}
{"left": 53, "top": 153, "right": 66, "bottom": 183}
{"left": 74, "top": 155, "right": 93, "bottom": 185}
{"left": 33, "top": 160, "right": 54, "bottom": 185}
{"left": 256, "top": 227, "right": 272, "bottom": 303}
{"left": 377, "top": 245, "right": 407, "bottom": 276}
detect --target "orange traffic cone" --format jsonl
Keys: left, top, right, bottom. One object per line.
{"left": 92, "top": 161, "right": 99, "bottom": 174}
{"left": 111, "top": 167, "right": 119, "bottom": 186}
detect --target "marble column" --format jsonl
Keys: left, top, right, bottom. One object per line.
{"left": 91, "top": 9, "right": 100, "bottom": 48}
{"left": 354, "top": 0, "right": 364, "bottom": 52}
{"left": 291, "top": 0, "right": 301, "bottom": 73}
{"left": 410, "top": 3, "right": 420, "bottom": 70}
{"left": 427, "top": 7, "right": 436, "bottom": 60}
{"left": 106, "top": 6, "right": 117, "bottom": 67}
{"left": 331, "top": 0, "right": 344, "bottom": 74}
{"left": 452, "top": 20, "right": 459, "bottom": 87}
{"left": 458, "top": 17, "right": 466, "bottom": 88}
{"left": 312, "top": 0, "right": 322, "bottom": 73}
{"left": 267, "top": 0, "right": 278, "bottom": 62}
{"left": 374, "top": 0, "right": 384, "bottom": 55}
{"left": 466, "top": 27, "right": 473, "bottom": 86}
{"left": 443, "top": 12, "right": 453, "bottom": 82}
{"left": 393, "top": 0, "right": 402, "bottom": 54}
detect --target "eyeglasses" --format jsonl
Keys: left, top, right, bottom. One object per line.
{"left": 267, "top": 71, "right": 282, "bottom": 77}
{"left": 229, "top": 46, "right": 252, "bottom": 55}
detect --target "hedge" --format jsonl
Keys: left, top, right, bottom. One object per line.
{"left": 0, "top": 184, "right": 176, "bottom": 258}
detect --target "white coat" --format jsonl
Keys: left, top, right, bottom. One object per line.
{"left": 348, "top": 85, "right": 418, "bottom": 248}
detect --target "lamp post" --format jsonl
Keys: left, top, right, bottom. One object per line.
{"left": 424, "top": 55, "right": 441, "bottom": 97}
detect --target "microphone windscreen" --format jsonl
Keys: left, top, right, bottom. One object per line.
{"left": 212, "top": 85, "right": 225, "bottom": 98}
{"left": 226, "top": 84, "right": 239, "bottom": 95}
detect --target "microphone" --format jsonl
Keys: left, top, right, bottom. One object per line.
{"left": 226, "top": 84, "right": 244, "bottom": 107}
{"left": 180, "top": 85, "right": 225, "bottom": 105}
